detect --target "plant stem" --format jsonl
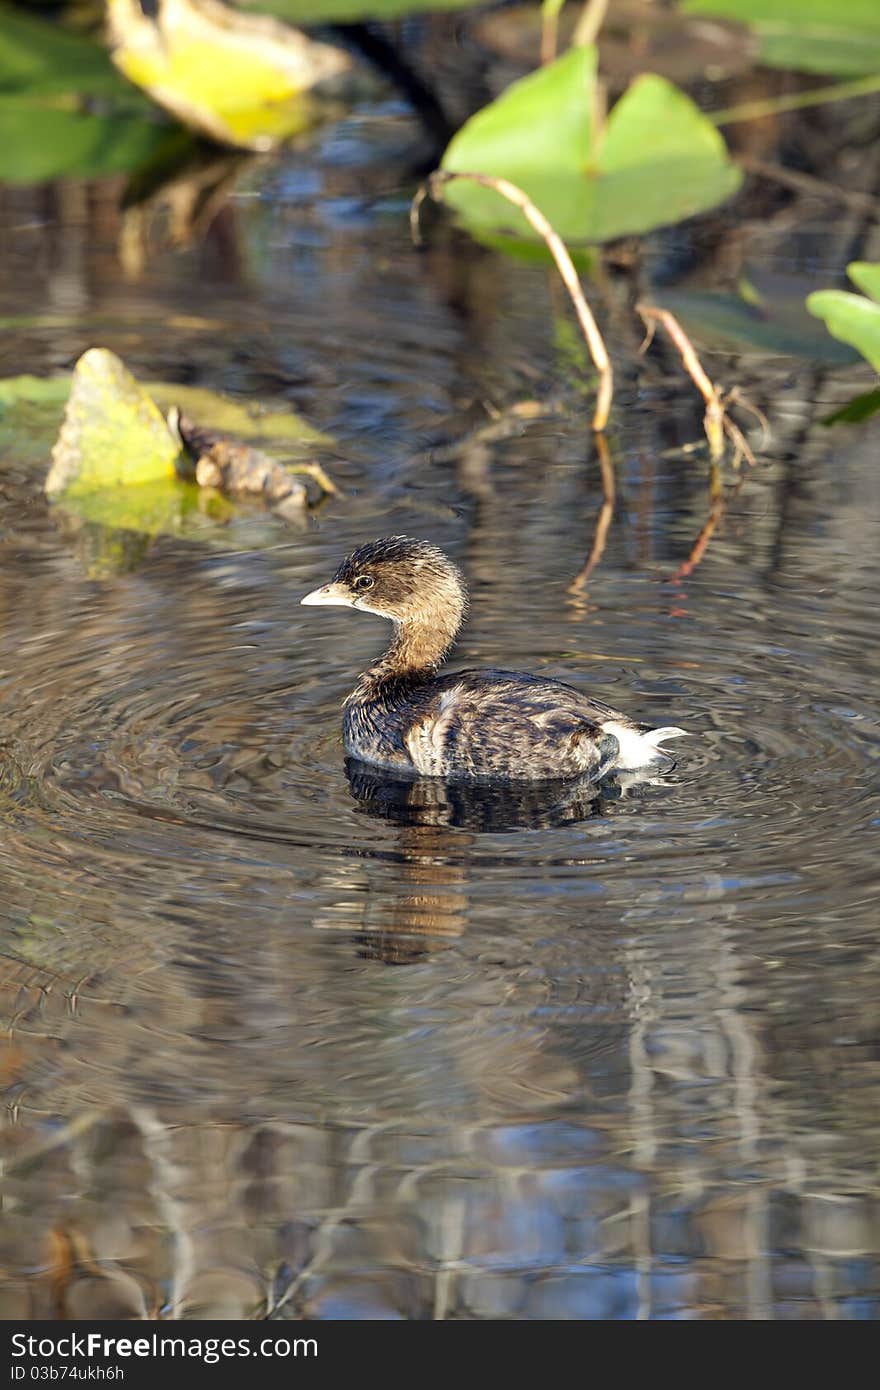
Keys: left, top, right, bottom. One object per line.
{"left": 637, "top": 303, "right": 725, "bottom": 461}
{"left": 712, "top": 74, "right": 880, "bottom": 127}
{"left": 540, "top": 0, "right": 566, "bottom": 64}
{"left": 572, "top": 0, "right": 610, "bottom": 48}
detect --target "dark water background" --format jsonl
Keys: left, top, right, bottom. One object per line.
{"left": 1, "top": 20, "right": 879, "bottom": 1319}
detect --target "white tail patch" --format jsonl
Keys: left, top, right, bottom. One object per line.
{"left": 601, "top": 721, "right": 689, "bottom": 770}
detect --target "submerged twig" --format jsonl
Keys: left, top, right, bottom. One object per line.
{"left": 569, "top": 431, "right": 616, "bottom": 593}
{"left": 412, "top": 171, "right": 613, "bottom": 431}
{"left": 636, "top": 303, "right": 761, "bottom": 467}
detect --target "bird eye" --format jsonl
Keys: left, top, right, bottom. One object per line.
{"left": 353, "top": 574, "right": 374, "bottom": 592}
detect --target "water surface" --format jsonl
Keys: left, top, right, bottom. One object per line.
{"left": 0, "top": 74, "right": 879, "bottom": 1321}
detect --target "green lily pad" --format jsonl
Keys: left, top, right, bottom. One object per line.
{"left": 440, "top": 45, "right": 741, "bottom": 247}
{"left": 0, "top": 4, "right": 144, "bottom": 101}
{"left": 822, "top": 388, "right": 880, "bottom": 425}
{"left": 681, "top": 0, "right": 880, "bottom": 77}
{"left": 0, "top": 361, "right": 327, "bottom": 567}
{"left": 847, "top": 261, "right": 880, "bottom": 304}
{"left": 654, "top": 277, "right": 859, "bottom": 362}
{"left": 45, "top": 349, "right": 183, "bottom": 499}
{"left": 1, "top": 361, "right": 330, "bottom": 546}
{"left": 807, "top": 261, "right": 880, "bottom": 373}
{"left": 0, "top": 99, "right": 176, "bottom": 185}
{"left": 0, "top": 5, "right": 178, "bottom": 185}
{"left": 0, "top": 375, "right": 71, "bottom": 412}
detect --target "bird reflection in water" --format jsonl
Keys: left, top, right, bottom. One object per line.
{"left": 343, "top": 759, "right": 655, "bottom": 964}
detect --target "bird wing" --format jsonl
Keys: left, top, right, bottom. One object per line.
{"left": 404, "top": 671, "right": 622, "bottom": 778}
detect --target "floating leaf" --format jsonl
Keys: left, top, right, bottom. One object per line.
{"left": 3, "top": 361, "right": 330, "bottom": 525}
{"left": 681, "top": 0, "right": 880, "bottom": 77}
{"left": 46, "top": 349, "right": 183, "bottom": 499}
{"left": 0, "top": 101, "right": 176, "bottom": 185}
{"left": 1, "top": 364, "right": 325, "bottom": 560}
{"left": 146, "top": 383, "right": 330, "bottom": 445}
{"left": 0, "top": 376, "right": 71, "bottom": 412}
{"left": 107, "top": 0, "right": 351, "bottom": 150}
{"left": 233, "top": 0, "right": 475, "bottom": 22}
{"left": 807, "top": 261, "right": 880, "bottom": 373}
{"left": 822, "top": 388, "right": 880, "bottom": 426}
{"left": 1, "top": 371, "right": 329, "bottom": 452}
{"left": 655, "top": 278, "right": 859, "bottom": 362}
{"left": 441, "top": 45, "right": 741, "bottom": 246}
{"left": 0, "top": 4, "right": 144, "bottom": 101}
{"left": 0, "top": 4, "right": 178, "bottom": 184}
{"left": 847, "top": 261, "right": 880, "bottom": 304}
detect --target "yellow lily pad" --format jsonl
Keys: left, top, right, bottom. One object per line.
{"left": 1, "top": 367, "right": 329, "bottom": 461}
{"left": 146, "top": 382, "right": 330, "bottom": 445}
{"left": 107, "top": 0, "right": 351, "bottom": 150}
{"left": 45, "top": 348, "right": 183, "bottom": 499}
{"left": 0, "top": 357, "right": 330, "bottom": 569}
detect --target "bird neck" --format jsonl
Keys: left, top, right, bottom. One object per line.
{"left": 356, "top": 599, "right": 464, "bottom": 696}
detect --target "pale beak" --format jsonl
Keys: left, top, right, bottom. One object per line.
{"left": 300, "top": 581, "right": 354, "bottom": 608}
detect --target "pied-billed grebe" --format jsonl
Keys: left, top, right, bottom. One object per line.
{"left": 301, "top": 537, "right": 687, "bottom": 780}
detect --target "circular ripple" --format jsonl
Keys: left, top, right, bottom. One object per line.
{"left": 2, "top": 591, "right": 872, "bottom": 924}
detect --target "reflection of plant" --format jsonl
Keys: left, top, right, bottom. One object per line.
{"left": 415, "top": 170, "right": 614, "bottom": 429}
{"left": 415, "top": 172, "right": 764, "bottom": 462}
{"left": 807, "top": 263, "right": 880, "bottom": 375}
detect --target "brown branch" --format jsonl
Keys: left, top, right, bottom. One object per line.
{"left": 412, "top": 170, "right": 613, "bottom": 431}
{"left": 636, "top": 303, "right": 725, "bottom": 461}
{"left": 636, "top": 303, "right": 765, "bottom": 467}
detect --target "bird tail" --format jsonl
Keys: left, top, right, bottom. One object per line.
{"left": 641, "top": 726, "right": 689, "bottom": 766}
{"left": 600, "top": 720, "right": 689, "bottom": 770}
{"left": 643, "top": 726, "right": 689, "bottom": 751}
